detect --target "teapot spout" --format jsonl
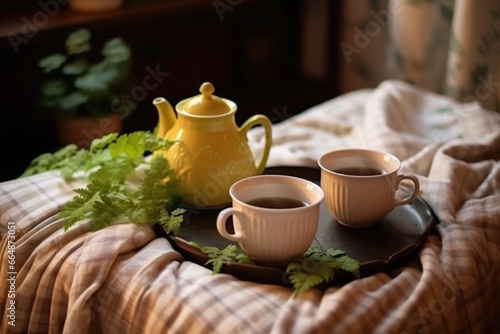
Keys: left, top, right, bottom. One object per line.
{"left": 153, "top": 97, "right": 177, "bottom": 138}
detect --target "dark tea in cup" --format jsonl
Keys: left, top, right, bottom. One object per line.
{"left": 246, "top": 196, "right": 309, "bottom": 209}
{"left": 332, "top": 166, "right": 386, "bottom": 176}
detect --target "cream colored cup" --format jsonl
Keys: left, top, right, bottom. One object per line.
{"left": 216, "top": 175, "right": 324, "bottom": 265}
{"left": 318, "top": 149, "right": 420, "bottom": 228}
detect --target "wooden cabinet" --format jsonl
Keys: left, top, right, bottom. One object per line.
{"left": 0, "top": 0, "right": 340, "bottom": 181}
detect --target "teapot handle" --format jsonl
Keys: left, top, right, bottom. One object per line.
{"left": 239, "top": 114, "right": 272, "bottom": 175}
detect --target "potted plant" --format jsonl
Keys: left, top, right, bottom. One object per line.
{"left": 38, "top": 28, "right": 135, "bottom": 148}
{"left": 69, "top": 0, "right": 123, "bottom": 13}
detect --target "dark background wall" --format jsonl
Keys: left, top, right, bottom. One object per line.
{"left": 0, "top": 0, "right": 341, "bottom": 182}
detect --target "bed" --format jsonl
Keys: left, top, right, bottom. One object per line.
{"left": 1, "top": 79, "right": 499, "bottom": 333}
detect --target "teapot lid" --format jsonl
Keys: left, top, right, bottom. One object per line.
{"left": 182, "top": 82, "right": 231, "bottom": 116}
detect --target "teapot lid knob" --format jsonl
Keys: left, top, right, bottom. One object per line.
{"left": 183, "top": 82, "right": 231, "bottom": 116}
{"left": 200, "top": 82, "right": 215, "bottom": 99}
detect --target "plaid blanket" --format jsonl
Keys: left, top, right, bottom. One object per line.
{"left": 1, "top": 80, "right": 500, "bottom": 333}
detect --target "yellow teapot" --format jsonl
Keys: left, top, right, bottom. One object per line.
{"left": 153, "top": 82, "right": 272, "bottom": 208}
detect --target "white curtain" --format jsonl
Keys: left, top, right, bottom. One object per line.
{"left": 338, "top": 0, "right": 500, "bottom": 113}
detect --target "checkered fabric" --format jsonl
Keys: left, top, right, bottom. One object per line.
{"left": 1, "top": 80, "right": 499, "bottom": 333}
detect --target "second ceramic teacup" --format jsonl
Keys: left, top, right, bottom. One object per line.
{"left": 318, "top": 149, "right": 420, "bottom": 228}
{"left": 216, "top": 175, "right": 324, "bottom": 265}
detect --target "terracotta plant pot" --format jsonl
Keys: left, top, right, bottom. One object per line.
{"left": 56, "top": 113, "right": 123, "bottom": 149}
{"left": 69, "top": 0, "right": 123, "bottom": 12}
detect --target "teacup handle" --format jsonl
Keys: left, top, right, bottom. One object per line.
{"left": 239, "top": 114, "right": 272, "bottom": 175}
{"left": 216, "top": 208, "right": 244, "bottom": 243}
{"left": 394, "top": 174, "right": 420, "bottom": 207}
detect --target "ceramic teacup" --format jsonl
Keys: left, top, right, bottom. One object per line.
{"left": 318, "top": 149, "right": 420, "bottom": 228}
{"left": 216, "top": 175, "right": 324, "bottom": 265}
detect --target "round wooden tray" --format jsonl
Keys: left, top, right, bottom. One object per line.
{"left": 155, "top": 166, "right": 437, "bottom": 286}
